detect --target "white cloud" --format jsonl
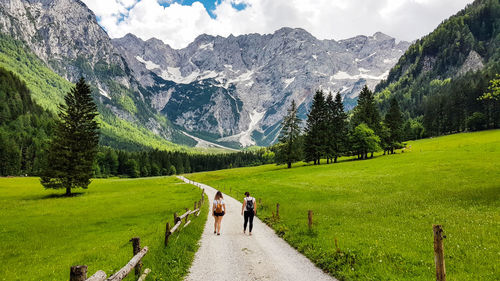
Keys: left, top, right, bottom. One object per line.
{"left": 82, "top": 0, "right": 474, "bottom": 49}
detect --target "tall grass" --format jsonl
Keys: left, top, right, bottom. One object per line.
{"left": 187, "top": 130, "right": 500, "bottom": 280}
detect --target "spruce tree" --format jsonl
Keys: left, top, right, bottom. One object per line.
{"left": 304, "top": 90, "right": 327, "bottom": 164}
{"left": 352, "top": 85, "right": 381, "bottom": 157}
{"left": 276, "top": 100, "right": 302, "bottom": 168}
{"left": 40, "top": 78, "right": 99, "bottom": 196}
{"left": 325, "top": 93, "right": 335, "bottom": 164}
{"left": 331, "top": 92, "right": 348, "bottom": 163}
{"left": 384, "top": 98, "right": 404, "bottom": 154}
{"left": 352, "top": 85, "right": 381, "bottom": 133}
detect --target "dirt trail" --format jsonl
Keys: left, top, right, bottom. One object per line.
{"left": 177, "top": 176, "right": 337, "bottom": 281}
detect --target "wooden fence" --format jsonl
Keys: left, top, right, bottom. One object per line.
{"left": 270, "top": 201, "right": 448, "bottom": 281}
{"left": 70, "top": 188, "right": 205, "bottom": 281}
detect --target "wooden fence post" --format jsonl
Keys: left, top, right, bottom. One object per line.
{"left": 164, "top": 222, "right": 171, "bottom": 246}
{"left": 185, "top": 208, "right": 190, "bottom": 223}
{"left": 276, "top": 203, "right": 280, "bottom": 218}
{"left": 174, "top": 212, "right": 180, "bottom": 224}
{"left": 194, "top": 201, "right": 197, "bottom": 211}
{"left": 308, "top": 210, "right": 313, "bottom": 229}
{"left": 70, "top": 265, "right": 87, "bottom": 281}
{"left": 433, "top": 225, "right": 446, "bottom": 281}
{"left": 130, "top": 237, "right": 142, "bottom": 280}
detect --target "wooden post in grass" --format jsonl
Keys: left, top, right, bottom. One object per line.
{"left": 433, "top": 225, "right": 446, "bottom": 281}
{"left": 130, "top": 237, "right": 142, "bottom": 279}
{"left": 70, "top": 265, "right": 87, "bottom": 281}
{"left": 194, "top": 201, "right": 197, "bottom": 211}
{"left": 335, "top": 238, "right": 340, "bottom": 253}
{"left": 185, "top": 208, "right": 190, "bottom": 223}
{"left": 308, "top": 210, "right": 313, "bottom": 229}
{"left": 276, "top": 203, "right": 280, "bottom": 218}
{"left": 174, "top": 212, "right": 180, "bottom": 224}
{"left": 165, "top": 222, "right": 171, "bottom": 246}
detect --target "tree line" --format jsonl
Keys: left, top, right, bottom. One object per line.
{"left": 93, "top": 147, "right": 273, "bottom": 179}
{"left": 275, "top": 86, "right": 404, "bottom": 168}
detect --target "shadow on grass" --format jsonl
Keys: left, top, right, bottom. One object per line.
{"left": 24, "top": 192, "right": 86, "bottom": 200}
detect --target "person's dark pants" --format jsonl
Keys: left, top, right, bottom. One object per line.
{"left": 244, "top": 211, "right": 254, "bottom": 232}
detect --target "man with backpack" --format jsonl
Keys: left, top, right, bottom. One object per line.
{"left": 241, "top": 192, "right": 257, "bottom": 235}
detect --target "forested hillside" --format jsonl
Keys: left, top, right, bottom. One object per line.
{"left": 375, "top": 0, "right": 500, "bottom": 136}
{"left": 0, "top": 33, "right": 184, "bottom": 151}
{"left": 0, "top": 66, "right": 54, "bottom": 175}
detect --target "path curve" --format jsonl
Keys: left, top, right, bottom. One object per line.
{"left": 177, "top": 176, "right": 337, "bottom": 281}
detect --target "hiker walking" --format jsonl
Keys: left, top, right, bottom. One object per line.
{"left": 241, "top": 192, "right": 257, "bottom": 235}
{"left": 212, "top": 191, "right": 226, "bottom": 235}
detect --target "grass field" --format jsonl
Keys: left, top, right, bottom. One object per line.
{"left": 0, "top": 177, "right": 207, "bottom": 281}
{"left": 187, "top": 130, "right": 500, "bottom": 281}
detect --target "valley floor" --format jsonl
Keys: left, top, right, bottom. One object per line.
{"left": 0, "top": 177, "right": 207, "bottom": 280}
{"left": 186, "top": 130, "right": 500, "bottom": 280}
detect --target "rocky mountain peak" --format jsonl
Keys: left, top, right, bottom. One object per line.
{"left": 113, "top": 27, "right": 410, "bottom": 147}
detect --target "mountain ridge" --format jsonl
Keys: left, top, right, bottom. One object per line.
{"left": 113, "top": 26, "right": 410, "bottom": 147}
{"left": 0, "top": 0, "right": 409, "bottom": 148}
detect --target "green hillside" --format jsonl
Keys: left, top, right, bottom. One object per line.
{"left": 0, "top": 66, "right": 55, "bottom": 175}
{"left": 375, "top": 0, "right": 500, "bottom": 136}
{"left": 0, "top": 34, "right": 184, "bottom": 151}
{"left": 187, "top": 130, "right": 500, "bottom": 280}
{"left": 0, "top": 176, "right": 207, "bottom": 281}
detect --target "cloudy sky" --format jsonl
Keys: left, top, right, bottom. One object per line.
{"left": 82, "top": 0, "right": 474, "bottom": 49}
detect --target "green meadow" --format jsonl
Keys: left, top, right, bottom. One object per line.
{"left": 187, "top": 130, "right": 500, "bottom": 280}
{"left": 0, "top": 177, "right": 207, "bottom": 281}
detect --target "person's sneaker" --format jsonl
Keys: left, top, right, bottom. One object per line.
{"left": 214, "top": 231, "right": 216, "bottom": 234}
{"left": 249, "top": 232, "right": 252, "bottom": 236}
{"left": 243, "top": 230, "right": 246, "bottom": 234}
{"left": 217, "top": 233, "right": 220, "bottom": 236}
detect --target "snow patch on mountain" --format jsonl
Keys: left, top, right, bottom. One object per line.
{"left": 136, "top": 56, "right": 160, "bottom": 70}
{"left": 182, "top": 131, "right": 239, "bottom": 151}
{"left": 98, "top": 86, "right": 111, "bottom": 99}
{"left": 217, "top": 110, "right": 265, "bottom": 147}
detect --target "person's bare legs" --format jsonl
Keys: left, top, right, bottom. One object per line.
{"left": 217, "top": 216, "right": 222, "bottom": 234}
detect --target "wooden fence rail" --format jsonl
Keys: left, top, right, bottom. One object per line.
{"left": 71, "top": 188, "right": 206, "bottom": 281}
{"left": 70, "top": 239, "right": 150, "bottom": 281}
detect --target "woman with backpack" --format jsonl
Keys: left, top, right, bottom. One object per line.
{"left": 213, "top": 191, "right": 226, "bottom": 235}
{"left": 241, "top": 192, "right": 257, "bottom": 235}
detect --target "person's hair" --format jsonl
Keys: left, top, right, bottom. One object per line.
{"left": 215, "top": 191, "right": 223, "bottom": 200}
{"left": 245, "top": 192, "right": 250, "bottom": 197}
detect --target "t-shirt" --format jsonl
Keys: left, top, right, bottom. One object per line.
{"left": 243, "top": 197, "right": 255, "bottom": 211}
{"left": 213, "top": 199, "right": 225, "bottom": 212}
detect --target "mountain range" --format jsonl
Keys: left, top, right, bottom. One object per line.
{"left": 0, "top": 0, "right": 409, "bottom": 149}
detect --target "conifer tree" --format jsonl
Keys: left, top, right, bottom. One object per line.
{"left": 325, "top": 93, "right": 335, "bottom": 164}
{"left": 352, "top": 85, "right": 382, "bottom": 157}
{"left": 331, "top": 92, "right": 348, "bottom": 163}
{"left": 352, "top": 85, "right": 381, "bottom": 133}
{"left": 384, "top": 98, "right": 404, "bottom": 154}
{"left": 304, "top": 90, "right": 327, "bottom": 164}
{"left": 40, "top": 78, "right": 99, "bottom": 196}
{"left": 276, "top": 100, "right": 302, "bottom": 168}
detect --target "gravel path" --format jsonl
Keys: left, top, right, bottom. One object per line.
{"left": 177, "top": 176, "right": 337, "bottom": 281}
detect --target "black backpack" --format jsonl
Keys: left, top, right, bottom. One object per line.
{"left": 246, "top": 197, "right": 254, "bottom": 211}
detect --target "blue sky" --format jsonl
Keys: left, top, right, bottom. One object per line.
{"left": 159, "top": 0, "right": 247, "bottom": 18}
{"left": 82, "top": 0, "right": 474, "bottom": 49}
